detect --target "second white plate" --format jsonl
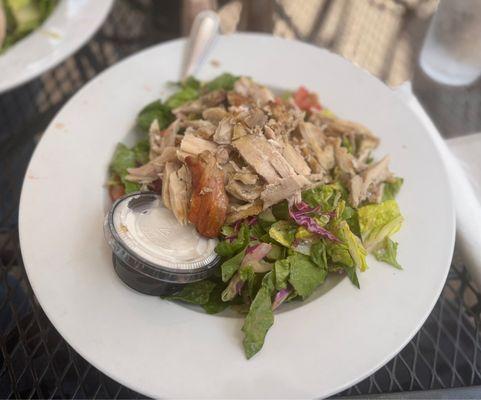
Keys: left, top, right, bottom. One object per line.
{"left": 0, "top": 0, "right": 113, "bottom": 93}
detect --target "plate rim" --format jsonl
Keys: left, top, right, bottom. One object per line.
{"left": 18, "top": 32, "right": 456, "bottom": 398}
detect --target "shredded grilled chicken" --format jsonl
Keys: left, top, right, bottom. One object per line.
{"left": 185, "top": 151, "right": 228, "bottom": 238}
{"left": 125, "top": 76, "right": 394, "bottom": 237}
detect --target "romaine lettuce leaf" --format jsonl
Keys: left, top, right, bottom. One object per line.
{"left": 274, "top": 259, "right": 290, "bottom": 290}
{"left": 383, "top": 177, "right": 404, "bottom": 201}
{"left": 165, "top": 280, "right": 216, "bottom": 305}
{"left": 269, "top": 220, "right": 297, "bottom": 248}
{"left": 358, "top": 200, "right": 403, "bottom": 251}
{"left": 302, "top": 184, "right": 343, "bottom": 211}
{"left": 137, "top": 100, "right": 174, "bottom": 132}
{"left": 221, "top": 249, "right": 246, "bottom": 282}
{"left": 165, "top": 86, "right": 199, "bottom": 109}
{"left": 344, "top": 266, "right": 360, "bottom": 288}
{"left": 326, "top": 241, "right": 354, "bottom": 268}
{"left": 310, "top": 241, "right": 328, "bottom": 270}
{"left": 288, "top": 254, "right": 327, "bottom": 299}
{"left": 222, "top": 273, "right": 243, "bottom": 301}
{"left": 132, "top": 139, "right": 150, "bottom": 165}
{"left": 374, "top": 237, "right": 402, "bottom": 269}
{"left": 271, "top": 200, "right": 289, "bottom": 220}
{"left": 202, "top": 284, "right": 230, "bottom": 314}
{"left": 215, "top": 224, "right": 250, "bottom": 258}
{"left": 337, "top": 221, "right": 368, "bottom": 272}
{"left": 261, "top": 271, "right": 276, "bottom": 294}
{"left": 242, "top": 287, "right": 274, "bottom": 359}
{"left": 204, "top": 73, "right": 239, "bottom": 92}
{"left": 110, "top": 143, "right": 140, "bottom": 193}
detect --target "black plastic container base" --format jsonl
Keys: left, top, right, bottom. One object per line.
{"left": 113, "top": 255, "right": 183, "bottom": 296}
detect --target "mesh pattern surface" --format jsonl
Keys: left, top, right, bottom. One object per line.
{"left": 1, "top": 0, "right": 480, "bottom": 398}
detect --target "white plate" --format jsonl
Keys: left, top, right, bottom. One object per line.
{"left": 0, "top": 0, "right": 113, "bottom": 93}
{"left": 19, "top": 34, "right": 455, "bottom": 398}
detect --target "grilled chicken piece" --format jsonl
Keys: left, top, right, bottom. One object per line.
{"left": 213, "top": 117, "right": 234, "bottom": 144}
{"left": 168, "top": 165, "right": 191, "bottom": 224}
{"left": 202, "top": 107, "right": 227, "bottom": 124}
{"left": 261, "top": 175, "right": 311, "bottom": 209}
{"left": 280, "top": 140, "right": 311, "bottom": 175}
{"left": 232, "top": 123, "right": 248, "bottom": 140}
{"left": 234, "top": 77, "right": 274, "bottom": 106}
{"left": 162, "top": 161, "right": 177, "bottom": 210}
{"left": 226, "top": 201, "right": 263, "bottom": 224}
{"left": 298, "top": 121, "right": 335, "bottom": 172}
{"left": 349, "top": 156, "right": 391, "bottom": 207}
{"left": 241, "top": 108, "right": 267, "bottom": 129}
{"left": 309, "top": 111, "right": 380, "bottom": 160}
{"left": 226, "top": 179, "right": 262, "bottom": 202}
{"left": 126, "top": 146, "right": 177, "bottom": 183}
{"left": 227, "top": 91, "right": 253, "bottom": 107}
{"left": 185, "top": 151, "right": 228, "bottom": 238}
{"left": 173, "top": 90, "right": 227, "bottom": 117}
{"left": 233, "top": 170, "right": 258, "bottom": 185}
{"left": 215, "top": 146, "right": 231, "bottom": 165}
{"left": 334, "top": 144, "right": 363, "bottom": 177}
{"left": 149, "top": 119, "right": 179, "bottom": 160}
{"left": 181, "top": 120, "right": 216, "bottom": 139}
{"left": 265, "top": 102, "right": 304, "bottom": 136}
{"left": 172, "top": 99, "right": 204, "bottom": 116}
{"left": 360, "top": 156, "right": 391, "bottom": 194}
{"left": 202, "top": 90, "right": 227, "bottom": 107}
{"left": 233, "top": 134, "right": 296, "bottom": 183}
{"left": 180, "top": 133, "right": 218, "bottom": 155}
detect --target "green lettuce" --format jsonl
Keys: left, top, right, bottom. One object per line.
{"left": 288, "top": 254, "right": 327, "bottom": 299}
{"left": 202, "top": 283, "right": 230, "bottom": 314}
{"left": 271, "top": 201, "right": 289, "bottom": 220}
{"left": 165, "top": 280, "right": 216, "bottom": 305}
{"left": 344, "top": 266, "right": 360, "bottom": 289}
{"left": 374, "top": 237, "right": 402, "bottom": 269}
{"left": 337, "top": 221, "right": 368, "bottom": 272}
{"left": 383, "top": 178, "right": 404, "bottom": 201}
{"left": 310, "top": 241, "right": 328, "bottom": 270}
{"left": 204, "top": 73, "right": 239, "bottom": 92}
{"left": 216, "top": 224, "right": 250, "bottom": 258}
{"left": 137, "top": 100, "right": 174, "bottom": 132}
{"left": 274, "top": 259, "right": 290, "bottom": 290}
{"left": 133, "top": 139, "right": 150, "bottom": 165}
{"left": 221, "top": 249, "right": 246, "bottom": 282}
{"left": 110, "top": 143, "right": 140, "bottom": 193}
{"left": 358, "top": 200, "right": 403, "bottom": 251}
{"left": 269, "top": 221, "right": 296, "bottom": 248}
{"left": 165, "top": 86, "right": 199, "bottom": 109}
{"left": 242, "top": 287, "right": 274, "bottom": 359}
{"left": 302, "top": 184, "right": 343, "bottom": 211}
{"left": 266, "top": 244, "right": 285, "bottom": 261}
{"left": 261, "top": 271, "right": 276, "bottom": 294}
{"left": 326, "top": 241, "right": 353, "bottom": 268}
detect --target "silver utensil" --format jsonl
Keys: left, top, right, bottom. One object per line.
{"left": 181, "top": 10, "right": 220, "bottom": 81}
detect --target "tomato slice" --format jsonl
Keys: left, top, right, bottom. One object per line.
{"left": 109, "top": 185, "right": 125, "bottom": 201}
{"left": 293, "top": 86, "right": 322, "bottom": 111}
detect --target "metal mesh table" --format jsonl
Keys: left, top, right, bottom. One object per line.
{"left": 1, "top": 0, "right": 481, "bottom": 398}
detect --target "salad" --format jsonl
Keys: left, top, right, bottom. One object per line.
{"left": 0, "top": 0, "right": 57, "bottom": 52}
{"left": 108, "top": 74, "right": 404, "bottom": 358}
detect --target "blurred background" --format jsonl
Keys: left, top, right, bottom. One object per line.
{"left": 1, "top": 0, "right": 481, "bottom": 398}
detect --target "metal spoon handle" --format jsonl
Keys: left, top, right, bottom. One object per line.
{"left": 181, "top": 10, "right": 220, "bottom": 81}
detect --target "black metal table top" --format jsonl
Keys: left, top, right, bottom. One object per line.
{"left": 1, "top": 0, "right": 481, "bottom": 398}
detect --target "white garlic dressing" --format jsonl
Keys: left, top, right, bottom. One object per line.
{"left": 112, "top": 195, "right": 217, "bottom": 270}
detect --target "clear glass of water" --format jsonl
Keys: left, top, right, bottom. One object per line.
{"left": 420, "top": 0, "right": 481, "bottom": 86}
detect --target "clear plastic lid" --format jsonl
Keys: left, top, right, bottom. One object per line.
{"left": 104, "top": 192, "right": 220, "bottom": 282}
